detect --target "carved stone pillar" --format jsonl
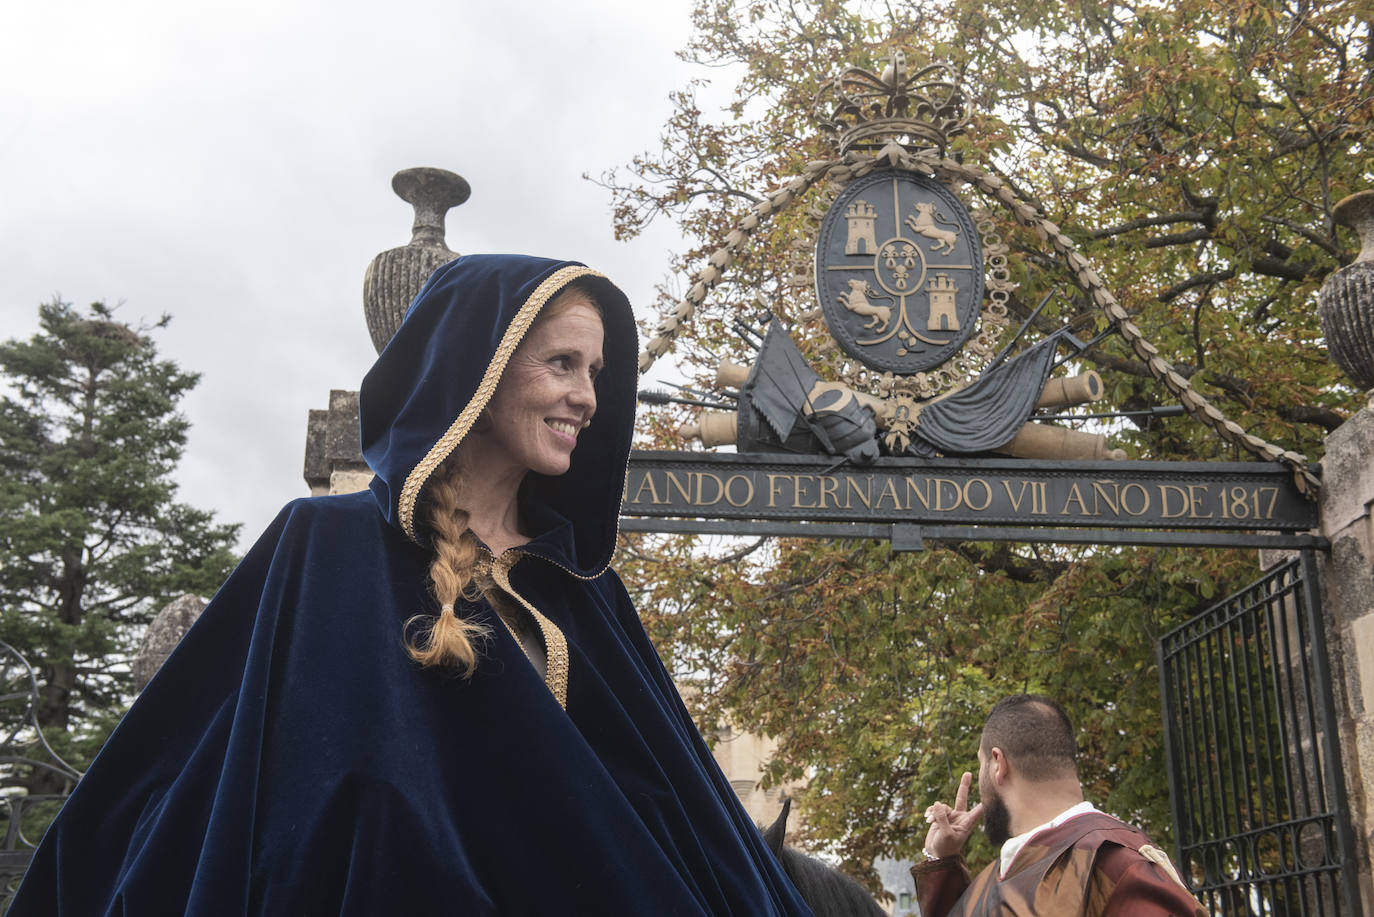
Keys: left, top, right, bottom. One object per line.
{"left": 303, "top": 390, "right": 370, "bottom": 495}
{"left": 304, "top": 168, "right": 468, "bottom": 493}
{"left": 1275, "top": 406, "right": 1374, "bottom": 910}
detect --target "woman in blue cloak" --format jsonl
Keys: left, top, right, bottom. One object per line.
{"left": 11, "top": 255, "right": 815, "bottom": 916}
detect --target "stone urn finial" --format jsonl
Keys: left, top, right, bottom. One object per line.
{"left": 133, "top": 594, "right": 207, "bottom": 692}
{"left": 1318, "top": 190, "right": 1374, "bottom": 396}
{"left": 362, "top": 167, "right": 471, "bottom": 353}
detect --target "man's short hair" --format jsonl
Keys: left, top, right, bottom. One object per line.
{"left": 980, "top": 694, "right": 1078, "bottom": 782}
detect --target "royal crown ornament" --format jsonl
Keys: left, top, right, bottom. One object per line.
{"left": 815, "top": 52, "right": 969, "bottom": 154}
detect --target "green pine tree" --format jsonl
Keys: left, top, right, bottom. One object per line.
{"left": 0, "top": 300, "right": 240, "bottom": 804}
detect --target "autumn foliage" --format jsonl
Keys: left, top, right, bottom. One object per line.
{"left": 599, "top": 0, "right": 1372, "bottom": 884}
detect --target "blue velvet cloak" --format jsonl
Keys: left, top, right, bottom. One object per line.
{"left": 12, "top": 255, "right": 814, "bottom": 916}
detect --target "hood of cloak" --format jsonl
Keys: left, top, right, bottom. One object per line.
{"left": 358, "top": 254, "right": 638, "bottom": 575}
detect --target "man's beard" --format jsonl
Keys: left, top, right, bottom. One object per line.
{"left": 983, "top": 790, "right": 1012, "bottom": 847}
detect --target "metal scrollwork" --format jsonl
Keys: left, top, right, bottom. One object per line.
{"left": 2, "top": 640, "right": 82, "bottom": 905}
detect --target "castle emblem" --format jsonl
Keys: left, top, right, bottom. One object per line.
{"left": 844, "top": 201, "right": 877, "bottom": 254}
{"left": 815, "top": 170, "right": 982, "bottom": 373}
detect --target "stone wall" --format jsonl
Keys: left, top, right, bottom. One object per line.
{"left": 303, "top": 390, "right": 371, "bottom": 495}
{"left": 1318, "top": 405, "right": 1374, "bottom": 913}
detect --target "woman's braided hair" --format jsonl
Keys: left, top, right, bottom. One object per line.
{"left": 404, "top": 453, "right": 493, "bottom": 674}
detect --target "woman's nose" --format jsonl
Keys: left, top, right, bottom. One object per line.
{"left": 569, "top": 373, "right": 597, "bottom": 413}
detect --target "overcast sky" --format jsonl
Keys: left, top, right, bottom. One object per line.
{"left": 2, "top": 0, "right": 719, "bottom": 550}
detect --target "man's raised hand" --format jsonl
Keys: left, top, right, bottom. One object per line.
{"left": 922, "top": 771, "right": 984, "bottom": 859}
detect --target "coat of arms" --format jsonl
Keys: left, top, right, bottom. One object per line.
{"left": 815, "top": 171, "right": 982, "bottom": 374}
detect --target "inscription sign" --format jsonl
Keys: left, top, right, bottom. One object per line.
{"left": 623, "top": 452, "right": 1315, "bottom": 532}
{"left": 814, "top": 170, "right": 983, "bottom": 373}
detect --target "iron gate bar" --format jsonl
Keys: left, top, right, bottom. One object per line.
{"left": 1158, "top": 553, "right": 1360, "bottom": 916}
{"left": 619, "top": 518, "right": 1329, "bottom": 551}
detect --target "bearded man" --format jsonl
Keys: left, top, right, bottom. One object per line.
{"left": 912, "top": 694, "right": 1207, "bottom": 916}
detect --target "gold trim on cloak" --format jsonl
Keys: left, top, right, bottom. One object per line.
{"left": 492, "top": 552, "right": 570, "bottom": 709}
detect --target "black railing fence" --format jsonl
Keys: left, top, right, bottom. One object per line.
{"left": 1159, "top": 552, "right": 1360, "bottom": 916}
{"left": 1, "top": 640, "right": 83, "bottom": 912}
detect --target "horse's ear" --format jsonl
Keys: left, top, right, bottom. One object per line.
{"left": 761, "top": 796, "right": 791, "bottom": 855}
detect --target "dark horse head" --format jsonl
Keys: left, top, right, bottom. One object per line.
{"left": 763, "top": 798, "right": 887, "bottom": 917}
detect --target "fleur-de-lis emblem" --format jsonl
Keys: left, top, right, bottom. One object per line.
{"left": 882, "top": 241, "right": 918, "bottom": 289}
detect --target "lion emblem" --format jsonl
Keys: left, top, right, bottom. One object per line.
{"left": 837, "top": 278, "right": 891, "bottom": 331}
{"left": 904, "top": 201, "right": 960, "bottom": 255}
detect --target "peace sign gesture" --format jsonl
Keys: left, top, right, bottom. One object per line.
{"left": 922, "top": 771, "right": 984, "bottom": 858}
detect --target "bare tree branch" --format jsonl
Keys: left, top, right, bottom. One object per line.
{"left": 1157, "top": 269, "right": 1236, "bottom": 302}
{"left": 1090, "top": 211, "right": 1212, "bottom": 239}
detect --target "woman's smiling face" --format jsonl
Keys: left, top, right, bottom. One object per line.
{"left": 477, "top": 290, "right": 605, "bottom": 479}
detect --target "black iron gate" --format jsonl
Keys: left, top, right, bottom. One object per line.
{"left": 1158, "top": 551, "right": 1360, "bottom": 915}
